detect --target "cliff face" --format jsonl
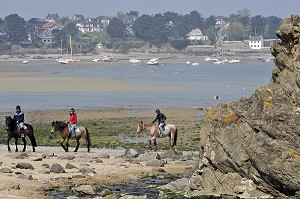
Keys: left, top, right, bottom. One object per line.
{"left": 188, "top": 15, "right": 300, "bottom": 198}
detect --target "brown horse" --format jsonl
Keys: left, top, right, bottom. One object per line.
{"left": 136, "top": 121, "right": 178, "bottom": 151}
{"left": 5, "top": 116, "right": 37, "bottom": 152}
{"left": 51, "top": 121, "right": 91, "bottom": 152}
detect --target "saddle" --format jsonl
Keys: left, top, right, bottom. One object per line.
{"left": 159, "top": 125, "right": 170, "bottom": 137}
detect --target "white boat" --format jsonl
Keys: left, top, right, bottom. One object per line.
{"left": 204, "top": 57, "right": 211, "bottom": 61}
{"left": 56, "top": 58, "right": 69, "bottom": 64}
{"left": 57, "top": 38, "right": 68, "bottom": 64}
{"left": 192, "top": 62, "right": 199, "bottom": 66}
{"left": 57, "top": 36, "right": 80, "bottom": 64}
{"left": 102, "top": 56, "right": 114, "bottom": 62}
{"left": 214, "top": 60, "right": 225, "bottom": 64}
{"left": 129, "top": 58, "right": 141, "bottom": 64}
{"left": 146, "top": 58, "right": 159, "bottom": 65}
{"left": 228, "top": 59, "right": 240, "bottom": 64}
{"left": 186, "top": 61, "right": 191, "bottom": 65}
{"left": 92, "top": 58, "right": 101, "bottom": 62}
{"left": 22, "top": 60, "right": 29, "bottom": 64}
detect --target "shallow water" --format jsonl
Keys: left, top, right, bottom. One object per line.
{"left": 0, "top": 60, "right": 273, "bottom": 112}
{"left": 45, "top": 174, "right": 186, "bottom": 199}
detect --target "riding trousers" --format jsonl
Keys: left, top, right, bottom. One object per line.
{"left": 159, "top": 123, "right": 165, "bottom": 133}
{"left": 71, "top": 124, "right": 77, "bottom": 136}
{"left": 18, "top": 122, "right": 25, "bottom": 129}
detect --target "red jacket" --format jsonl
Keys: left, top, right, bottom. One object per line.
{"left": 69, "top": 114, "right": 77, "bottom": 124}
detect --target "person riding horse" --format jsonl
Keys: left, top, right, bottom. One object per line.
{"left": 14, "top": 105, "right": 25, "bottom": 138}
{"left": 152, "top": 109, "right": 167, "bottom": 136}
{"left": 69, "top": 108, "right": 77, "bottom": 139}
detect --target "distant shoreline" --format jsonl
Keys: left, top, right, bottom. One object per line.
{"left": 0, "top": 51, "right": 273, "bottom": 63}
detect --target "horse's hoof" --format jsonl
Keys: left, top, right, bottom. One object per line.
{"left": 22, "top": 150, "right": 25, "bottom": 152}
{"left": 73, "top": 150, "right": 77, "bottom": 152}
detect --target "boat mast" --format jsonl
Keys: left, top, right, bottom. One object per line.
{"left": 69, "top": 35, "right": 73, "bottom": 60}
{"left": 60, "top": 38, "right": 63, "bottom": 58}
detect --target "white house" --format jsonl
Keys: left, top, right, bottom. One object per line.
{"left": 187, "top": 28, "right": 208, "bottom": 41}
{"left": 249, "top": 36, "right": 264, "bottom": 50}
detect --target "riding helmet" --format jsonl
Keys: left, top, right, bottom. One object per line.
{"left": 70, "top": 108, "right": 75, "bottom": 112}
{"left": 16, "top": 105, "right": 21, "bottom": 110}
{"left": 156, "top": 109, "right": 160, "bottom": 113}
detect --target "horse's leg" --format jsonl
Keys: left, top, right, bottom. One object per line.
{"left": 153, "top": 139, "right": 157, "bottom": 152}
{"left": 7, "top": 136, "right": 12, "bottom": 152}
{"left": 15, "top": 138, "right": 18, "bottom": 152}
{"left": 148, "top": 139, "right": 152, "bottom": 151}
{"left": 74, "top": 139, "right": 80, "bottom": 152}
{"left": 22, "top": 137, "right": 26, "bottom": 152}
{"left": 66, "top": 140, "right": 69, "bottom": 152}
{"left": 60, "top": 138, "right": 67, "bottom": 152}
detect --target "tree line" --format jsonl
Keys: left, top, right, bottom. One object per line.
{"left": 0, "top": 9, "right": 282, "bottom": 52}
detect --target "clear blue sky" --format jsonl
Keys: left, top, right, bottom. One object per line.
{"left": 1, "top": 0, "right": 299, "bottom": 20}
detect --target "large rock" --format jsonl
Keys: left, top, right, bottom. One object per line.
{"left": 188, "top": 15, "right": 300, "bottom": 198}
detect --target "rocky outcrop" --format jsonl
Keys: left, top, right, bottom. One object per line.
{"left": 188, "top": 15, "right": 300, "bottom": 198}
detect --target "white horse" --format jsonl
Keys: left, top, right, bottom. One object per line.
{"left": 136, "top": 121, "right": 178, "bottom": 151}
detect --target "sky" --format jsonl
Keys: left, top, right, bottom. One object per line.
{"left": 1, "top": 0, "right": 299, "bottom": 20}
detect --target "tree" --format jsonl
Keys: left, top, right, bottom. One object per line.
{"left": 170, "top": 39, "right": 189, "bottom": 50}
{"left": 127, "top": 11, "right": 139, "bottom": 17}
{"left": 107, "top": 17, "right": 126, "bottom": 39}
{"left": 2, "top": 14, "right": 28, "bottom": 44}
{"left": 228, "top": 21, "right": 244, "bottom": 41}
{"left": 250, "top": 15, "right": 264, "bottom": 36}
{"left": 264, "top": 16, "right": 282, "bottom": 38}
{"left": 132, "top": 14, "right": 170, "bottom": 46}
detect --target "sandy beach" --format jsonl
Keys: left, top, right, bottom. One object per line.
{"left": 0, "top": 144, "right": 198, "bottom": 199}
{"left": 0, "top": 57, "right": 201, "bottom": 198}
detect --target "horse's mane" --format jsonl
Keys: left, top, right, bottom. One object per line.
{"left": 55, "top": 121, "right": 68, "bottom": 128}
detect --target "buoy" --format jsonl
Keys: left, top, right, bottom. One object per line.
{"left": 214, "top": 96, "right": 220, "bottom": 100}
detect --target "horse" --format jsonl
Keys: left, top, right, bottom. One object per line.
{"left": 136, "top": 121, "right": 178, "bottom": 151}
{"left": 50, "top": 121, "right": 91, "bottom": 152}
{"left": 5, "top": 116, "right": 37, "bottom": 152}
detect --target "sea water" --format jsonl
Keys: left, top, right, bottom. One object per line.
{"left": 0, "top": 60, "right": 273, "bottom": 111}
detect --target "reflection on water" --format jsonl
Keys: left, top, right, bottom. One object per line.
{"left": 0, "top": 61, "right": 273, "bottom": 112}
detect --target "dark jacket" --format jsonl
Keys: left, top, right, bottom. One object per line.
{"left": 152, "top": 113, "right": 167, "bottom": 123}
{"left": 14, "top": 112, "right": 24, "bottom": 123}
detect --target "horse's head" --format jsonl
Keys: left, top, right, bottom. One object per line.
{"left": 5, "top": 116, "right": 15, "bottom": 131}
{"left": 50, "top": 121, "right": 58, "bottom": 134}
{"left": 136, "top": 121, "right": 144, "bottom": 134}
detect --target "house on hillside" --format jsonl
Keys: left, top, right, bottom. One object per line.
{"left": 72, "top": 14, "right": 85, "bottom": 22}
{"left": 35, "top": 21, "right": 62, "bottom": 44}
{"left": 187, "top": 28, "right": 208, "bottom": 42}
{"left": 38, "top": 30, "right": 55, "bottom": 44}
{"left": 215, "top": 16, "right": 227, "bottom": 28}
{"left": 77, "top": 22, "right": 102, "bottom": 33}
{"left": 123, "top": 15, "right": 137, "bottom": 35}
{"left": 248, "top": 35, "right": 264, "bottom": 50}
{"left": 42, "top": 21, "right": 62, "bottom": 31}
{"left": 45, "top": 13, "right": 61, "bottom": 23}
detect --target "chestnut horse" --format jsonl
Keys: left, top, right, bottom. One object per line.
{"left": 136, "top": 121, "right": 178, "bottom": 151}
{"left": 51, "top": 121, "right": 91, "bottom": 152}
{"left": 5, "top": 116, "right": 37, "bottom": 152}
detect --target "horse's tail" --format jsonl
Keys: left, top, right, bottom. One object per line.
{"left": 27, "top": 125, "right": 37, "bottom": 147}
{"left": 174, "top": 127, "right": 178, "bottom": 146}
{"left": 85, "top": 128, "right": 91, "bottom": 147}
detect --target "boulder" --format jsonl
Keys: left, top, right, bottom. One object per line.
{"left": 188, "top": 15, "right": 300, "bottom": 198}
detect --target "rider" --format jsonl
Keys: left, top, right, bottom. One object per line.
{"left": 13, "top": 105, "right": 25, "bottom": 138}
{"left": 152, "top": 109, "right": 167, "bottom": 136}
{"left": 69, "top": 108, "right": 77, "bottom": 139}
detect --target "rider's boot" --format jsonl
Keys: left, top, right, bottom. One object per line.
{"left": 160, "top": 129, "right": 164, "bottom": 137}
{"left": 20, "top": 128, "right": 25, "bottom": 138}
